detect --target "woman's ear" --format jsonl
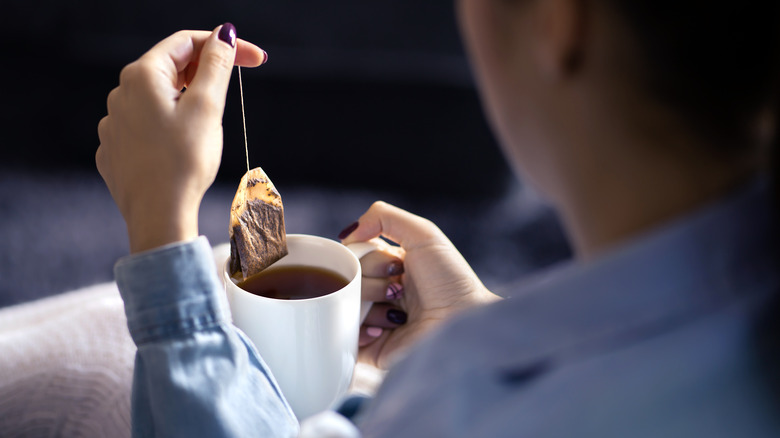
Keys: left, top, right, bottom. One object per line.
{"left": 534, "top": 0, "right": 586, "bottom": 79}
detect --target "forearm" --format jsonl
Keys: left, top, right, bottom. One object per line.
{"left": 115, "top": 237, "right": 299, "bottom": 438}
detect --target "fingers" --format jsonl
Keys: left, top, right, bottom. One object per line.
{"left": 142, "top": 27, "right": 263, "bottom": 75}
{"left": 128, "top": 25, "right": 265, "bottom": 108}
{"left": 359, "top": 304, "right": 407, "bottom": 348}
{"left": 181, "top": 37, "right": 266, "bottom": 87}
{"left": 357, "top": 245, "right": 404, "bottom": 302}
{"left": 360, "top": 249, "right": 404, "bottom": 277}
{"left": 236, "top": 39, "right": 267, "bottom": 67}
{"left": 341, "top": 201, "right": 447, "bottom": 251}
{"left": 106, "top": 87, "right": 120, "bottom": 114}
{"left": 177, "top": 24, "right": 239, "bottom": 118}
{"left": 359, "top": 325, "right": 385, "bottom": 347}
{"left": 362, "top": 277, "right": 405, "bottom": 302}
{"left": 364, "top": 304, "right": 408, "bottom": 328}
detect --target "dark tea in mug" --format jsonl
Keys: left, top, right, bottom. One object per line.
{"left": 238, "top": 265, "right": 349, "bottom": 300}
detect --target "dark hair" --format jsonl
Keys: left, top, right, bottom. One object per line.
{"left": 607, "top": 1, "right": 780, "bottom": 188}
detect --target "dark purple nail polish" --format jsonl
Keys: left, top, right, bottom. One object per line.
{"left": 261, "top": 49, "right": 269, "bottom": 65}
{"left": 387, "top": 309, "right": 408, "bottom": 325}
{"left": 338, "top": 221, "right": 359, "bottom": 240}
{"left": 386, "top": 283, "right": 404, "bottom": 300}
{"left": 387, "top": 261, "right": 404, "bottom": 277}
{"left": 218, "top": 23, "right": 237, "bottom": 48}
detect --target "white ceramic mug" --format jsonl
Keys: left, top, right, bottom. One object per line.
{"left": 223, "top": 234, "right": 375, "bottom": 420}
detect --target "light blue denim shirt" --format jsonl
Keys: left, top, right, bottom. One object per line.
{"left": 116, "top": 180, "right": 779, "bottom": 437}
{"left": 115, "top": 238, "right": 299, "bottom": 437}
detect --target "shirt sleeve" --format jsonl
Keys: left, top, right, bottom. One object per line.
{"left": 114, "top": 236, "right": 300, "bottom": 438}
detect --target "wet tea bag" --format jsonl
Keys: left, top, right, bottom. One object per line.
{"left": 228, "top": 67, "right": 288, "bottom": 280}
{"left": 229, "top": 167, "right": 288, "bottom": 279}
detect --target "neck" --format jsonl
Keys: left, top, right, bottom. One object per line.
{"left": 554, "top": 136, "right": 756, "bottom": 260}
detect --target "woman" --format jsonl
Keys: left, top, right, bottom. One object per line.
{"left": 96, "top": 0, "right": 779, "bottom": 436}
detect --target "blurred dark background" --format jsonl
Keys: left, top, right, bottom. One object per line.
{"left": 0, "top": 1, "right": 570, "bottom": 307}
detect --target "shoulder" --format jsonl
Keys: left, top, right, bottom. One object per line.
{"left": 358, "top": 181, "right": 780, "bottom": 437}
{"left": 359, "top": 289, "right": 780, "bottom": 437}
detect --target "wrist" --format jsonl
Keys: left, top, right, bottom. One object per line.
{"left": 126, "top": 205, "right": 200, "bottom": 254}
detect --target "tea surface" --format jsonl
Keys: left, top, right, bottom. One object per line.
{"left": 238, "top": 265, "right": 349, "bottom": 299}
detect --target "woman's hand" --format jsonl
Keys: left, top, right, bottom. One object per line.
{"left": 96, "top": 24, "right": 266, "bottom": 253}
{"left": 341, "top": 201, "right": 501, "bottom": 369}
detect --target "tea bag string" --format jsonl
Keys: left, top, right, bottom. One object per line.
{"left": 238, "top": 66, "right": 250, "bottom": 174}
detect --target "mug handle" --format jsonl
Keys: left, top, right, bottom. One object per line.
{"left": 345, "top": 241, "right": 381, "bottom": 323}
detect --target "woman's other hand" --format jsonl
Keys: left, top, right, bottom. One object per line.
{"left": 96, "top": 24, "right": 266, "bottom": 253}
{"left": 341, "top": 201, "right": 501, "bottom": 369}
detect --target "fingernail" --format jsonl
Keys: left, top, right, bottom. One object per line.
{"left": 218, "top": 23, "right": 237, "bottom": 48}
{"left": 338, "top": 221, "right": 359, "bottom": 240}
{"left": 387, "top": 309, "right": 408, "bottom": 325}
{"left": 261, "top": 49, "right": 269, "bottom": 65}
{"left": 366, "top": 326, "right": 383, "bottom": 338}
{"left": 387, "top": 261, "right": 404, "bottom": 277}
{"left": 386, "top": 283, "right": 404, "bottom": 300}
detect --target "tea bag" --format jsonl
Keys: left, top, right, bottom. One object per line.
{"left": 229, "top": 167, "right": 288, "bottom": 280}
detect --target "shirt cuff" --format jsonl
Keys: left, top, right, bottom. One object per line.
{"left": 114, "top": 236, "right": 231, "bottom": 345}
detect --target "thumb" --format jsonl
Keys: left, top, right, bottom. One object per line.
{"left": 180, "top": 23, "right": 238, "bottom": 117}
{"left": 341, "top": 201, "right": 450, "bottom": 251}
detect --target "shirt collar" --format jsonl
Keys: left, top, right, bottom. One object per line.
{"left": 477, "top": 178, "right": 779, "bottom": 370}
